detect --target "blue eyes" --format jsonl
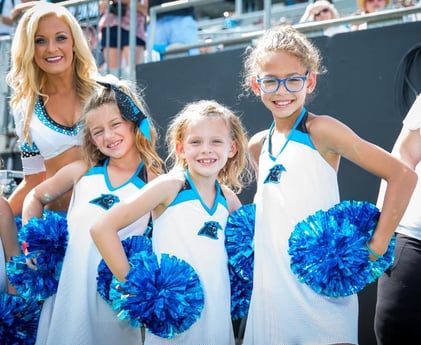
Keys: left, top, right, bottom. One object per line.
{"left": 34, "top": 35, "right": 68, "bottom": 45}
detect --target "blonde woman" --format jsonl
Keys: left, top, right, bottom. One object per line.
{"left": 6, "top": 2, "right": 98, "bottom": 216}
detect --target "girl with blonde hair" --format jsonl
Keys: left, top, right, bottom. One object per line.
{"left": 91, "top": 99, "right": 252, "bottom": 344}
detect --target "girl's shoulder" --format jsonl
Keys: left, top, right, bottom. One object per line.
{"left": 70, "top": 159, "right": 90, "bottom": 171}
{"left": 248, "top": 129, "right": 269, "bottom": 173}
{"left": 306, "top": 112, "right": 347, "bottom": 136}
{"left": 151, "top": 169, "right": 186, "bottom": 193}
{"left": 220, "top": 185, "right": 242, "bottom": 213}
{"left": 249, "top": 129, "right": 269, "bottom": 148}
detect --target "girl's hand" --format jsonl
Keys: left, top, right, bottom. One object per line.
{"left": 365, "top": 240, "right": 385, "bottom": 262}
{"left": 22, "top": 242, "right": 38, "bottom": 270}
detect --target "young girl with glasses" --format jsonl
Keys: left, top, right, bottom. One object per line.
{"left": 242, "top": 24, "right": 416, "bottom": 344}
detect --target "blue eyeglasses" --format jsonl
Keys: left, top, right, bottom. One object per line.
{"left": 256, "top": 72, "right": 309, "bottom": 94}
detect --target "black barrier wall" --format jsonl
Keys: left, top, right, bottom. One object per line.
{"left": 135, "top": 21, "right": 421, "bottom": 345}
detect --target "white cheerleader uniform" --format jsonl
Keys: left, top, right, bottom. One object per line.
{"left": 13, "top": 97, "right": 83, "bottom": 175}
{"left": 243, "top": 110, "right": 358, "bottom": 345}
{"left": 145, "top": 170, "right": 235, "bottom": 345}
{"left": 35, "top": 159, "right": 149, "bottom": 345}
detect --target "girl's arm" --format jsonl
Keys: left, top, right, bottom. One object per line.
{"left": 8, "top": 172, "right": 46, "bottom": 217}
{"left": 0, "top": 196, "right": 20, "bottom": 294}
{"left": 248, "top": 130, "right": 267, "bottom": 179}
{"left": 310, "top": 115, "right": 417, "bottom": 257}
{"left": 0, "top": 196, "right": 20, "bottom": 260}
{"left": 221, "top": 185, "right": 242, "bottom": 213}
{"left": 137, "top": 0, "right": 149, "bottom": 16}
{"left": 22, "top": 160, "right": 87, "bottom": 224}
{"left": 90, "top": 172, "right": 183, "bottom": 281}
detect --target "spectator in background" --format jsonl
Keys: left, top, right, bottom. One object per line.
{"left": 357, "top": 0, "right": 391, "bottom": 14}
{"left": 81, "top": 23, "right": 105, "bottom": 71}
{"left": 148, "top": 0, "right": 199, "bottom": 57}
{"left": 0, "top": 0, "right": 18, "bottom": 36}
{"left": 351, "top": 0, "right": 391, "bottom": 30}
{"left": 299, "top": 0, "right": 349, "bottom": 36}
{"left": 0, "top": 0, "right": 35, "bottom": 36}
{"left": 98, "top": 0, "right": 148, "bottom": 73}
{"left": 10, "top": 0, "right": 39, "bottom": 23}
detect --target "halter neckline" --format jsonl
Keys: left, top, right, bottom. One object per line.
{"left": 267, "top": 107, "right": 307, "bottom": 160}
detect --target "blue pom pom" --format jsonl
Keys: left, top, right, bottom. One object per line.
{"left": 113, "top": 253, "right": 204, "bottom": 338}
{"left": 97, "top": 235, "right": 153, "bottom": 304}
{"left": 288, "top": 200, "right": 395, "bottom": 297}
{"left": 6, "top": 257, "right": 60, "bottom": 301}
{"left": 7, "top": 212, "right": 68, "bottom": 301}
{"left": 18, "top": 211, "right": 68, "bottom": 272}
{"left": 0, "top": 292, "right": 41, "bottom": 344}
{"left": 225, "top": 203, "right": 255, "bottom": 319}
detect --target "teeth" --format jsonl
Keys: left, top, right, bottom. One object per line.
{"left": 200, "top": 159, "right": 215, "bottom": 163}
{"left": 275, "top": 100, "right": 290, "bottom": 106}
{"left": 47, "top": 56, "right": 62, "bottom": 62}
{"left": 108, "top": 141, "right": 120, "bottom": 148}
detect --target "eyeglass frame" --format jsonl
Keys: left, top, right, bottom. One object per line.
{"left": 256, "top": 72, "right": 310, "bottom": 94}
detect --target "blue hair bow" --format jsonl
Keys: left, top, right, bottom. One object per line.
{"left": 97, "top": 81, "right": 151, "bottom": 141}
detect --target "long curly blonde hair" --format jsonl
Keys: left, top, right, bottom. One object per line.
{"left": 6, "top": 2, "right": 98, "bottom": 143}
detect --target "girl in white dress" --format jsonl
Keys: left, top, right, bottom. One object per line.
{"left": 21, "top": 76, "right": 162, "bottom": 345}
{"left": 242, "top": 25, "right": 417, "bottom": 345}
{"left": 91, "top": 100, "right": 252, "bottom": 345}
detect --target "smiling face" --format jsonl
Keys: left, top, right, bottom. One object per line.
{"left": 252, "top": 50, "right": 316, "bottom": 122}
{"left": 176, "top": 117, "right": 237, "bottom": 180}
{"left": 87, "top": 103, "right": 137, "bottom": 160}
{"left": 34, "top": 15, "right": 74, "bottom": 76}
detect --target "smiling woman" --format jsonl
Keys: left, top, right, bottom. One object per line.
{"left": 5, "top": 2, "right": 99, "bottom": 217}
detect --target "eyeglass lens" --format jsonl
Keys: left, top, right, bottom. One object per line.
{"left": 258, "top": 76, "right": 306, "bottom": 93}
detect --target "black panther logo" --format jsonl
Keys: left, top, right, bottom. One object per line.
{"left": 89, "top": 194, "right": 120, "bottom": 210}
{"left": 264, "top": 164, "right": 286, "bottom": 184}
{"left": 197, "top": 221, "right": 223, "bottom": 240}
